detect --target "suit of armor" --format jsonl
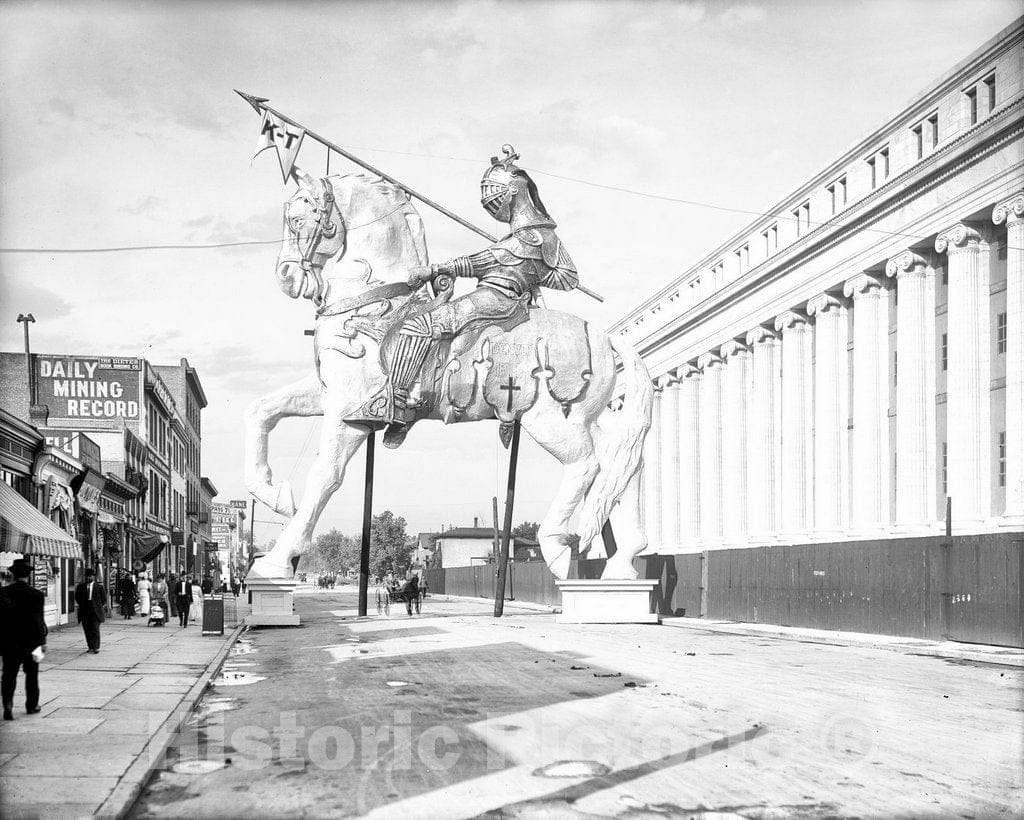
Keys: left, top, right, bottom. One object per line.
{"left": 385, "top": 147, "right": 579, "bottom": 446}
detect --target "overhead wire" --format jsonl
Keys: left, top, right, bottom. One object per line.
{"left": 1, "top": 144, "right": 1017, "bottom": 254}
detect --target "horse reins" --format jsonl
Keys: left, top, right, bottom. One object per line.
{"left": 292, "top": 177, "right": 342, "bottom": 308}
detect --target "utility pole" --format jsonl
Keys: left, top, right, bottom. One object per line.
{"left": 16, "top": 314, "right": 35, "bottom": 409}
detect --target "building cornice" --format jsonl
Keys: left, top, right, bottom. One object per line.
{"left": 613, "top": 85, "right": 1023, "bottom": 338}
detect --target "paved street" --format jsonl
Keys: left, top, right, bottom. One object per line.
{"left": 130, "top": 590, "right": 1022, "bottom": 819}
{"left": 0, "top": 596, "right": 248, "bottom": 820}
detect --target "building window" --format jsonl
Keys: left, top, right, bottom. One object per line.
{"left": 942, "top": 442, "right": 948, "bottom": 496}
{"left": 928, "top": 112, "right": 939, "bottom": 149}
{"left": 998, "top": 431, "right": 1006, "bottom": 487}
{"left": 867, "top": 156, "right": 877, "bottom": 190}
{"left": 761, "top": 224, "right": 779, "bottom": 256}
{"left": 912, "top": 124, "right": 924, "bottom": 160}
{"left": 941, "top": 333, "right": 948, "bottom": 371}
{"left": 793, "top": 201, "right": 810, "bottom": 236}
{"left": 966, "top": 86, "right": 978, "bottom": 125}
{"left": 996, "top": 312, "right": 1007, "bottom": 354}
{"left": 735, "top": 244, "right": 749, "bottom": 274}
{"left": 984, "top": 73, "right": 996, "bottom": 114}
{"left": 827, "top": 176, "right": 847, "bottom": 215}
{"left": 880, "top": 146, "right": 889, "bottom": 180}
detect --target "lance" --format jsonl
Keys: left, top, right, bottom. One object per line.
{"left": 235, "top": 90, "right": 604, "bottom": 303}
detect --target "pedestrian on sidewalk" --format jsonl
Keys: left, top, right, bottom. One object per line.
{"left": 190, "top": 576, "right": 203, "bottom": 623}
{"left": 118, "top": 570, "right": 137, "bottom": 619}
{"left": 137, "top": 572, "right": 152, "bottom": 617}
{"left": 0, "top": 560, "right": 47, "bottom": 720}
{"left": 174, "top": 574, "right": 194, "bottom": 627}
{"left": 153, "top": 573, "right": 169, "bottom": 618}
{"left": 74, "top": 568, "right": 106, "bottom": 654}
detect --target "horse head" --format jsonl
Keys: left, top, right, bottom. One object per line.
{"left": 276, "top": 166, "right": 347, "bottom": 304}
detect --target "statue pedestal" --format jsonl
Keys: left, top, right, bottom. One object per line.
{"left": 555, "top": 579, "right": 660, "bottom": 624}
{"left": 246, "top": 576, "right": 300, "bottom": 626}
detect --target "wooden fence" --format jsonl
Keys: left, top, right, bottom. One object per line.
{"left": 424, "top": 532, "right": 1023, "bottom": 647}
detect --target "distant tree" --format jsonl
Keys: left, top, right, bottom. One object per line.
{"left": 511, "top": 521, "right": 540, "bottom": 541}
{"left": 301, "top": 529, "right": 359, "bottom": 574}
{"left": 369, "top": 510, "right": 414, "bottom": 579}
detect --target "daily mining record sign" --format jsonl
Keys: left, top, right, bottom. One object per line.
{"left": 36, "top": 356, "right": 142, "bottom": 420}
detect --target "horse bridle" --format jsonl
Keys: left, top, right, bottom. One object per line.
{"left": 284, "top": 177, "right": 343, "bottom": 308}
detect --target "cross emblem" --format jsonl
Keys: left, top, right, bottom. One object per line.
{"left": 499, "top": 377, "right": 520, "bottom": 412}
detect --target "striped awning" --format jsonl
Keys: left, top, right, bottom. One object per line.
{"left": 0, "top": 480, "right": 81, "bottom": 560}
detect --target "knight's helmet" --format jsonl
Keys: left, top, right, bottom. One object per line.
{"left": 479, "top": 144, "right": 550, "bottom": 224}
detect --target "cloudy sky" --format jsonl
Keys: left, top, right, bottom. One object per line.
{"left": 1, "top": 0, "right": 1019, "bottom": 544}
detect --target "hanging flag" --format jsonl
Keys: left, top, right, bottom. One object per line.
{"left": 251, "top": 109, "right": 306, "bottom": 183}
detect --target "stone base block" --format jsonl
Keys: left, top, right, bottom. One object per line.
{"left": 245, "top": 576, "right": 300, "bottom": 627}
{"left": 555, "top": 579, "right": 660, "bottom": 624}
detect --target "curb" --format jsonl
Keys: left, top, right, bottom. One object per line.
{"left": 437, "top": 594, "right": 558, "bottom": 614}
{"left": 95, "top": 621, "right": 248, "bottom": 819}
{"left": 661, "top": 618, "right": 1024, "bottom": 665}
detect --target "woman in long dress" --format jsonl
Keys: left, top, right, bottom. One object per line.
{"left": 118, "top": 571, "right": 137, "bottom": 619}
{"left": 152, "top": 573, "right": 169, "bottom": 618}
{"left": 137, "top": 573, "right": 152, "bottom": 616}
{"left": 190, "top": 577, "right": 203, "bottom": 622}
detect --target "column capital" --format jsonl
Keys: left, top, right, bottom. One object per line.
{"left": 720, "top": 340, "right": 751, "bottom": 361}
{"left": 935, "top": 223, "right": 981, "bottom": 255}
{"left": 844, "top": 273, "right": 889, "bottom": 298}
{"left": 993, "top": 193, "right": 1024, "bottom": 227}
{"left": 745, "top": 325, "right": 779, "bottom": 346}
{"left": 656, "top": 372, "right": 680, "bottom": 389}
{"left": 774, "top": 310, "right": 809, "bottom": 332}
{"left": 674, "top": 362, "right": 700, "bottom": 380}
{"left": 884, "top": 250, "right": 931, "bottom": 278}
{"left": 697, "top": 351, "right": 724, "bottom": 371}
{"left": 806, "top": 293, "right": 847, "bottom": 317}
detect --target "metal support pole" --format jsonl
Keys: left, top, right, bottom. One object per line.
{"left": 494, "top": 421, "right": 521, "bottom": 617}
{"left": 16, "top": 313, "right": 35, "bottom": 407}
{"left": 358, "top": 430, "right": 375, "bottom": 616}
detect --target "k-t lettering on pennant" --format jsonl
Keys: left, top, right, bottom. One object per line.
{"left": 251, "top": 110, "right": 306, "bottom": 183}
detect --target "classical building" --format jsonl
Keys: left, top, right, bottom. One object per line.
{"left": 613, "top": 19, "right": 1023, "bottom": 555}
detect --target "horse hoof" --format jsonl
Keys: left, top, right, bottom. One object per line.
{"left": 249, "top": 556, "right": 295, "bottom": 580}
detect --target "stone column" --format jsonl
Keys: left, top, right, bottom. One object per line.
{"left": 775, "top": 311, "right": 812, "bottom": 536}
{"left": 659, "top": 374, "right": 682, "bottom": 549}
{"left": 884, "top": 251, "right": 936, "bottom": 528}
{"left": 678, "top": 364, "right": 701, "bottom": 545}
{"left": 935, "top": 224, "right": 989, "bottom": 524}
{"left": 720, "top": 340, "right": 751, "bottom": 544}
{"left": 746, "top": 326, "right": 781, "bottom": 539}
{"left": 844, "top": 274, "right": 892, "bottom": 532}
{"left": 642, "top": 382, "right": 663, "bottom": 547}
{"left": 994, "top": 194, "right": 1024, "bottom": 525}
{"left": 807, "top": 293, "right": 850, "bottom": 537}
{"left": 698, "top": 352, "right": 724, "bottom": 544}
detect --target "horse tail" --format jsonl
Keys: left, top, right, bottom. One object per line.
{"left": 576, "top": 334, "right": 653, "bottom": 559}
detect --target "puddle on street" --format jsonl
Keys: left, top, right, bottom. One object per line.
{"left": 533, "top": 760, "right": 611, "bottom": 778}
{"left": 212, "top": 670, "right": 266, "bottom": 686}
{"left": 229, "top": 640, "right": 256, "bottom": 656}
{"left": 194, "top": 697, "right": 240, "bottom": 716}
{"left": 171, "top": 759, "right": 228, "bottom": 775}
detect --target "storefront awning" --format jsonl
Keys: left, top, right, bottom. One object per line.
{"left": 132, "top": 529, "right": 169, "bottom": 563}
{"left": 0, "top": 481, "right": 81, "bottom": 560}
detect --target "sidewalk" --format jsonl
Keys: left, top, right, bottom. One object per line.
{"left": 0, "top": 596, "right": 249, "bottom": 820}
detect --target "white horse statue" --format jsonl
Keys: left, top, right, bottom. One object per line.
{"left": 245, "top": 167, "right": 652, "bottom": 581}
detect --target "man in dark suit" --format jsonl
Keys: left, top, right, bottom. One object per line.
{"left": 174, "top": 574, "right": 194, "bottom": 627}
{"left": 0, "top": 559, "right": 48, "bottom": 720}
{"left": 74, "top": 568, "right": 106, "bottom": 653}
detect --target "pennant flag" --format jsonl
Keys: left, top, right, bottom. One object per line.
{"left": 251, "top": 110, "right": 306, "bottom": 183}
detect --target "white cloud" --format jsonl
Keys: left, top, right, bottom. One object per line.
{"left": 718, "top": 4, "right": 766, "bottom": 25}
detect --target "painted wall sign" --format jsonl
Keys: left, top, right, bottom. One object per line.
{"left": 36, "top": 357, "right": 141, "bottom": 420}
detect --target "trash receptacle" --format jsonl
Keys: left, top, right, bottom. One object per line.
{"left": 202, "top": 594, "right": 224, "bottom": 636}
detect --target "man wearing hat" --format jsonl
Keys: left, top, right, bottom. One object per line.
{"left": 74, "top": 567, "right": 107, "bottom": 653}
{"left": 0, "top": 559, "right": 48, "bottom": 720}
